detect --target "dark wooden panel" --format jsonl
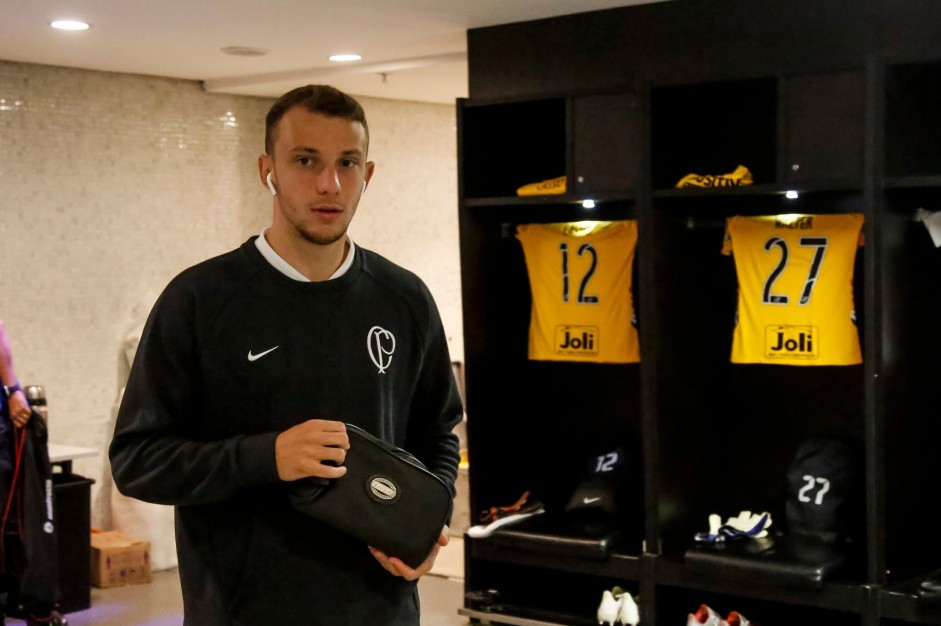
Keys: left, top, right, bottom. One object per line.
{"left": 885, "top": 61, "right": 941, "bottom": 177}
{"left": 785, "top": 70, "right": 865, "bottom": 186}
{"left": 468, "top": 0, "right": 879, "bottom": 100}
{"left": 572, "top": 92, "right": 642, "bottom": 193}
{"left": 881, "top": 0, "right": 941, "bottom": 60}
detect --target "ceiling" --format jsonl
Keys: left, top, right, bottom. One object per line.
{"left": 0, "top": 0, "right": 663, "bottom": 105}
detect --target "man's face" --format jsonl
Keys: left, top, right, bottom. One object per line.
{"left": 269, "top": 107, "right": 373, "bottom": 246}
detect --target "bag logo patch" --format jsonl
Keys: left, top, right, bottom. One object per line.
{"left": 367, "top": 475, "right": 400, "bottom": 504}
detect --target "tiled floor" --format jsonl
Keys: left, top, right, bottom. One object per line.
{"left": 6, "top": 538, "right": 469, "bottom": 626}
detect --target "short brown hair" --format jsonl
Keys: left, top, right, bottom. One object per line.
{"left": 264, "top": 84, "right": 369, "bottom": 155}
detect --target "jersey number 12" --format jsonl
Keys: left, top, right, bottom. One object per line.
{"left": 559, "top": 242, "right": 599, "bottom": 304}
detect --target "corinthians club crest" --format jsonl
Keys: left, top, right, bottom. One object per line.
{"left": 367, "top": 326, "right": 395, "bottom": 374}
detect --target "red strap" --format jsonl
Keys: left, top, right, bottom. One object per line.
{"left": 2, "top": 426, "right": 28, "bottom": 532}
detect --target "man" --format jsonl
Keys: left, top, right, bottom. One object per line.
{"left": 110, "top": 85, "right": 463, "bottom": 625}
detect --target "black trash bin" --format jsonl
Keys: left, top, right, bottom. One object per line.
{"left": 53, "top": 472, "right": 94, "bottom": 613}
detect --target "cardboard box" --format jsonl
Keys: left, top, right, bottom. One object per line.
{"left": 90, "top": 531, "right": 152, "bottom": 588}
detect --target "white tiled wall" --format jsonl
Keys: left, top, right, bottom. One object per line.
{"left": 0, "top": 60, "right": 462, "bottom": 527}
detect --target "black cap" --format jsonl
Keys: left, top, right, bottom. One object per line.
{"left": 785, "top": 436, "right": 862, "bottom": 543}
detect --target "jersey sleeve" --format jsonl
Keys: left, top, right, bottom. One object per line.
{"left": 109, "top": 276, "right": 282, "bottom": 506}
{"left": 721, "top": 217, "right": 735, "bottom": 256}
{"left": 403, "top": 282, "right": 463, "bottom": 500}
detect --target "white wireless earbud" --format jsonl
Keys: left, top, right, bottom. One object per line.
{"left": 266, "top": 171, "right": 278, "bottom": 196}
{"left": 362, "top": 181, "right": 367, "bottom": 193}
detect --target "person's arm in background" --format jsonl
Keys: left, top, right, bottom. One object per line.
{"left": 0, "top": 319, "right": 33, "bottom": 428}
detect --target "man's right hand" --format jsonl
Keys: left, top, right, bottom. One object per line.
{"left": 275, "top": 419, "right": 349, "bottom": 481}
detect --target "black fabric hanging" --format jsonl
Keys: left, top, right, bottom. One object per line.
{"left": 0, "top": 405, "right": 60, "bottom": 615}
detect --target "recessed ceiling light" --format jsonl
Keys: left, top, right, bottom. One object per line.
{"left": 329, "top": 54, "right": 362, "bottom": 62}
{"left": 221, "top": 46, "right": 268, "bottom": 57}
{"left": 51, "top": 20, "right": 90, "bottom": 31}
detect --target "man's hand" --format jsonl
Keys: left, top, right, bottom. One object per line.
{"left": 8, "top": 390, "right": 31, "bottom": 428}
{"left": 369, "top": 526, "right": 450, "bottom": 581}
{"left": 275, "top": 419, "right": 349, "bottom": 481}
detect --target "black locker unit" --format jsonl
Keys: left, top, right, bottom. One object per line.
{"left": 457, "top": 1, "right": 941, "bottom": 625}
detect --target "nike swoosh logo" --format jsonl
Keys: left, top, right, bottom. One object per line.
{"left": 247, "top": 346, "right": 280, "bottom": 362}
{"left": 583, "top": 497, "right": 601, "bottom": 505}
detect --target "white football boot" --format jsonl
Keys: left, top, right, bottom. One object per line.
{"left": 596, "top": 589, "right": 620, "bottom": 625}
{"left": 617, "top": 590, "right": 639, "bottom": 625}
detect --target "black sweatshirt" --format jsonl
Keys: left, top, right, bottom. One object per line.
{"left": 110, "top": 238, "right": 463, "bottom": 625}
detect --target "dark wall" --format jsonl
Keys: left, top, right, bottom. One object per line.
{"left": 467, "top": 0, "right": 941, "bottom": 99}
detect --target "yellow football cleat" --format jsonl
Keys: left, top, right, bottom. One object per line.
{"left": 516, "top": 175, "right": 567, "bottom": 196}
{"left": 675, "top": 165, "right": 753, "bottom": 188}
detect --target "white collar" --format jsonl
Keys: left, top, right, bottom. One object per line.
{"left": 254, "top": 229, "right": 356, "bottom": 281}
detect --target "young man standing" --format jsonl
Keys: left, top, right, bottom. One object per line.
{"left": 110, "top": 85, "right": 463, "bottom": 625}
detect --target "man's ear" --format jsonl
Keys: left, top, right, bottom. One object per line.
{"left": 258, "top": 155, "right": 274, "bottom": 194}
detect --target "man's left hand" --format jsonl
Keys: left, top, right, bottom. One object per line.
{"left": 369, "top": 525, "right": 450, "bottom": 581}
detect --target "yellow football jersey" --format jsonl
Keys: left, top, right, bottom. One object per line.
{"left": 722, "top": 213, "right": 865, "bottom": 365}
{"left": 516, "top": 220, "right": 640, "bottom": 363}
